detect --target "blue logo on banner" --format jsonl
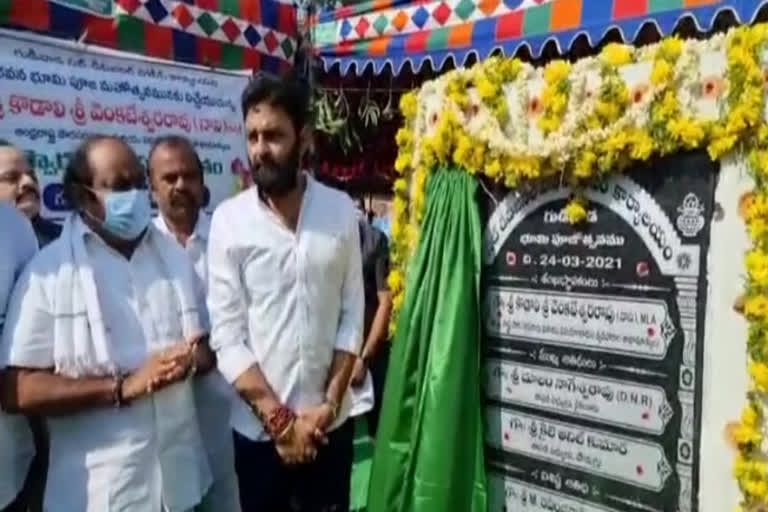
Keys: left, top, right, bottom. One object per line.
{"left": 43, "top": 183, "right": 71, "bottom": 212}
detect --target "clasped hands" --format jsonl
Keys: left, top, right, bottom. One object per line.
{"left": 274, "top": 402, "right": 336, "bottom": 466}
{"left": 121, "top": 334, "right": 215, "bottom": 402}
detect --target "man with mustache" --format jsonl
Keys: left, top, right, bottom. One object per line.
{"left": 149, "top": 135, "right": 240, "bottom": 512}
{"left": 1, "top": 135, "right": 212, "bottom": 511}
{"left": 207, "top": 72, "right": 363, "bottom": 511}
{"left": 18, "top": 171, "right": 62, "bottom": 248}
{"left": 0, "top": 140, "right": 61, "bottom": 247}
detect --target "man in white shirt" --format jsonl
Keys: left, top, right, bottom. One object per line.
{"left": 208, "top": 72, "right": 364, "bottom": 511}
{"left": 149, "top": 135, "right": 240, "bottom": 512}
{"left": 0, "top": 139, "right": 55, "bottom": 512}
{"left": 0, "top": 202, "right": 37, "bottom": 512}
{"left": 0, "top": 135, "right": 212, "bottom": 512}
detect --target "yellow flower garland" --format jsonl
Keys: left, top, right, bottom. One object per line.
{"left": 389, "top": 24, "right": 768, "bottom": 507}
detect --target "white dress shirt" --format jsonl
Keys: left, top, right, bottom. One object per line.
{"left": 0, "top": 202, "right": 37, "bottom": 509}
{"left": 154, "top": 213, "right": 211, "bottom": 297}
{"left": 208, "top": 175, "right": 364, "bottom": 441}
{"left": 0, "top": 218, "right": 209, "bottom": 512}
{"left": 153, "top": 213, "right": 212, "bottom": 325}
{"left": 154, "top": 212, "right": 241, "bottom": 512}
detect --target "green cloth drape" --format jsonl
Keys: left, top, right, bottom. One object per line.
{"left": 351, "top": 417, "right": 374, "bottom": 510}
{"left": 366, "top": 169, "right": 487, "bottom": 512}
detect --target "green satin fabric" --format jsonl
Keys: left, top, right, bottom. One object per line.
{"left": 367, "top": 170, "right": 488, "bottom": 512}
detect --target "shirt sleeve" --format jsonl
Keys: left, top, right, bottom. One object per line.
{"left": 207, "top": 207, "right": 258, "bottom": 384}
{"left": 335, "top": 213, "right": 365, "bottom": 355}
{"left": 0, "top": 262, "right": 55, "bottom": 369}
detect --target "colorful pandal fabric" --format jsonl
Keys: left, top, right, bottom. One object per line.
{"left": 313, "top": 0, "right": 764, "bottom": 75}
{"left": 0, "top": 0, "right": 297, "bottom": 71}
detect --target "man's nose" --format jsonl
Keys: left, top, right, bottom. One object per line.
{"left": 253, "top": 138, "right": 270, "bottom": 160}
{"left": 174, "top": 176, "right": 190, "bottom": 190}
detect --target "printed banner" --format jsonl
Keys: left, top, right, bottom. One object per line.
{"left": 482, "top": 151, "right": 717, "bottom": 512}
{"left": 0, "top": 30, "right": 251, "bottom": 219}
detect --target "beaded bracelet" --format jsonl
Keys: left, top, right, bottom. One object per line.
{"left": 266, "top": 406, "right": 296, "bottom": 439}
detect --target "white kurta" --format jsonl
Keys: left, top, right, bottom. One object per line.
{"left": 154, "top": 212, "right": 241, "bottom": 512}
{"left": 0, "top": 202, "right": 37, "bottom": 509}
{"left": 0, "top": 218, "right": 210, "bottom": 512}
{"left": 207, "top": 175, "right": 365, "bottom": 441}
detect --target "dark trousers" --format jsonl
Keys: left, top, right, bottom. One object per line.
{"left": 234, "top": 420, "right": 354, "bottom": 512}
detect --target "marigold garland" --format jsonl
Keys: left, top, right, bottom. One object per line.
{"left": 389, "top": 24, "right": 768, "bottom": 508}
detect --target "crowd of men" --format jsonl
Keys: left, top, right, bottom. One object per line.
{"left": 0, "top": 71, "right": 392, "bottom": 512}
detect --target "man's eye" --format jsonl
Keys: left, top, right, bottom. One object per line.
{"left": 0, "top": 171, "right": 21, "bottom": 184}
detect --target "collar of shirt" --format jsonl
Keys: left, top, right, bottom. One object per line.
{"left": 153, "top": 210, "right": 211, "bottom": 246}
{"left": 252, "top": 172, "right": 315, "bottom": 230}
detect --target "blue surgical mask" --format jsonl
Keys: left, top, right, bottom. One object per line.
{"left": 89, "top": 188, "right": 152, "bottom": 240}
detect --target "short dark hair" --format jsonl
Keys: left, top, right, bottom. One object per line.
{"left": 0, "top": 139, "right": 11, "bottom": 147}
{"left": 148, "top": 135, "right": 203, "bottom": 183}
{"left": 241, "top": 71, "right": 310, "bottom": 130}
{"left": 63, "top": 135, "right": 129, "bottom": 207}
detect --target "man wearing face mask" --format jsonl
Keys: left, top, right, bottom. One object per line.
{"left": 0, "top": 135, "right": 213, "bottom": 511}
{"left": 207, "top": 72, "right": 364, "bottom": 511}
{"left": 149, "top": 135, "right": 241, "bottom": 512}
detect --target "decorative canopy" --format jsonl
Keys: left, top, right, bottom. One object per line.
{"left": 314, "top": 0, "right": 768, "bottom": 76}
{"left": 0, "top": 0, "right": 297, "bottom": 71}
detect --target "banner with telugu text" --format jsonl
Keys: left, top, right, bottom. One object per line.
{"left": 0, "top": 29, "right": 251, "bottom": 219}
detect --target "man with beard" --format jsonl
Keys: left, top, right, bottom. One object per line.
{"left": 149, "top": 135, "right": 240, "bottom": 512}
{"left": 207, "top": 72, "right": 363, "bottom": 511}
{"left": 0, "top": 140, "right": 61, "bottom": 247}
